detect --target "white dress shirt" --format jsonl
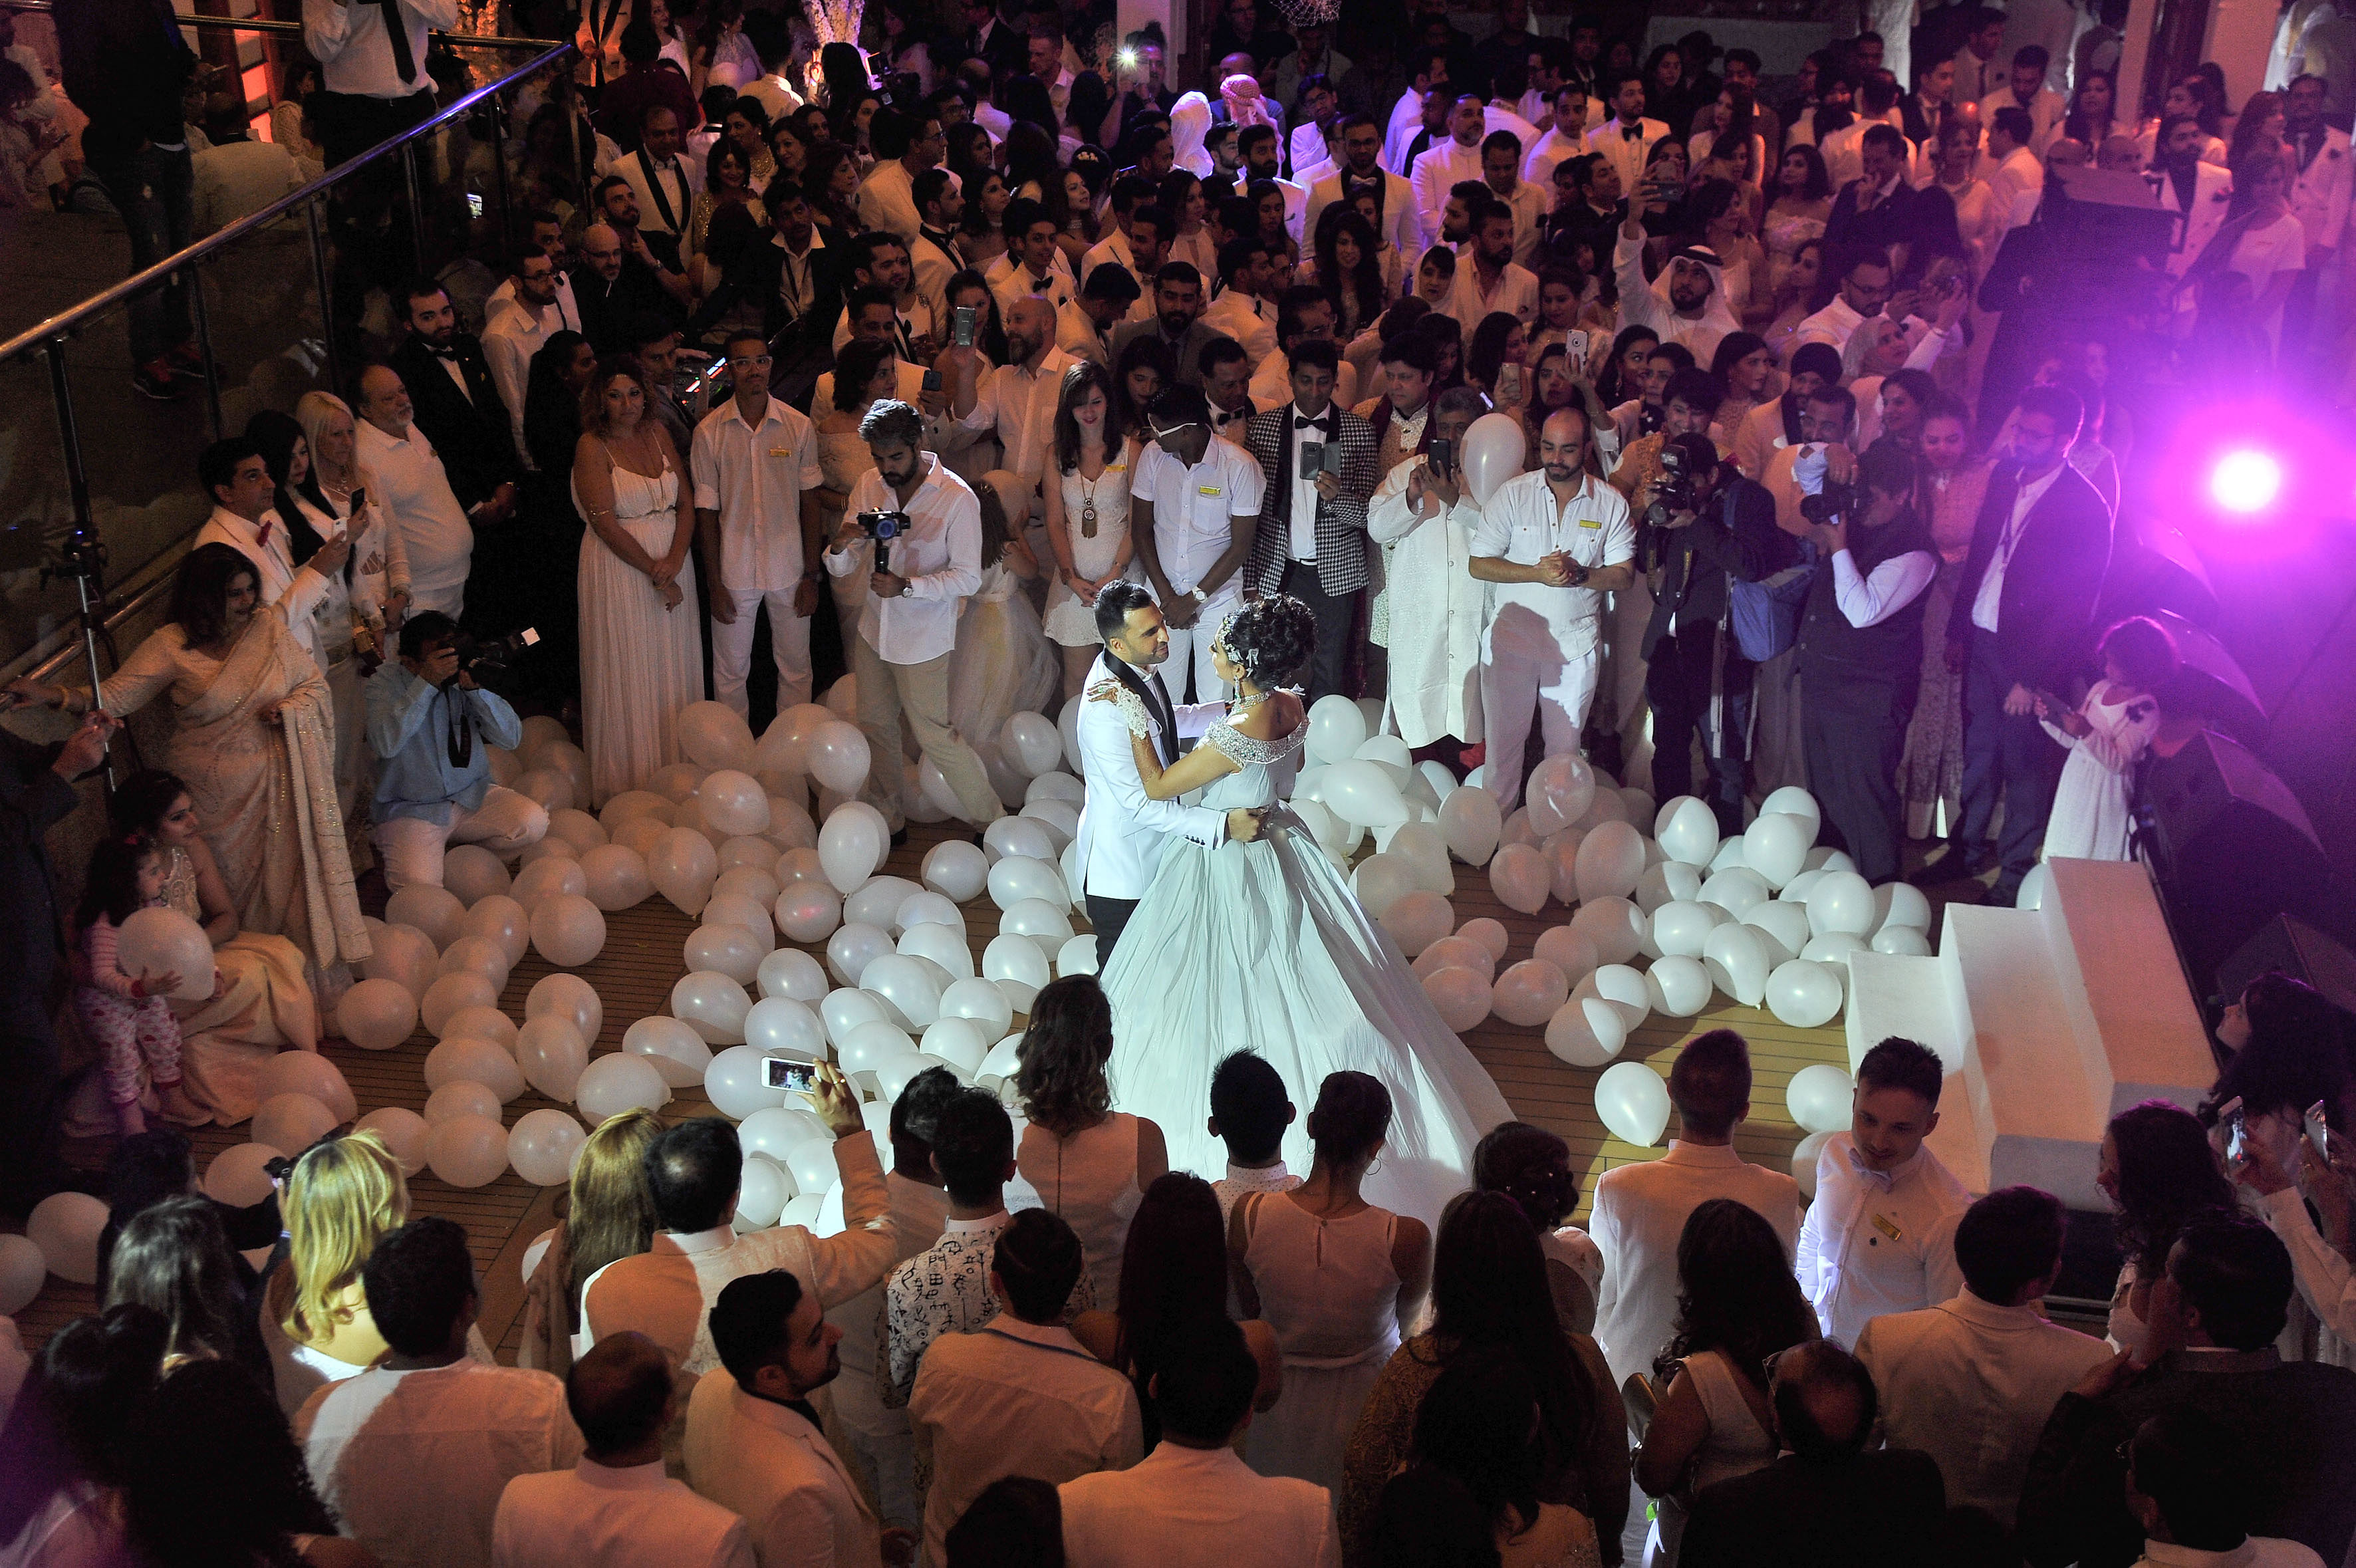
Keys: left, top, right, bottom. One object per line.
{"left": 1523, "top": 126, "right": 1586, "bottom": 187}
{"left": 985, "top": 251, "right": 1078, "bottom": 314}
{"left": 1989, "top": 143, "right": 2045, "bottom": 229}
{"left": 1058, "top": 1440, "right": 1339, "bottom": 1568}
{"left": 485, "top": 273, "right": 581, "bottom": 337}
{"left": 1470, "top": 469, "right": 1635, "bottom": 661}
{"left": 1132, "top": 437, "right": 1266, "bottom": 596}
{"left": 1589, "top": 1140, "right": 1803, "bottom": 1387}
{"left": 1409, "top": 137, "right": 1484, "bottom": 241}
{"left": 1583, "top": 115, "right": 1670, "bottom": 194}
{"left": 1307, "top": 168, "right": 1425, "bottom": 262}
{"left": 1791, "top": 295, "right": 1869, "bottom": 354}
{"left": 1969, "top": 461, "right": 2064, "bottom": 634}
{"left": 298, "top": 1360, "right": 586, "bottom": 1568}
{"left": 482, "top": 305, "right": 551, "bottom": 462}
{"left": 2260, "top": 1186, "right": 2356, "bottom": 1345}
{"left": 192, "top": 505, "right": 334, "bottom": 670}
{"left": 1214, "top": 1160, "right": 1300, "bottom": 1226}
{"left": 909, "top": 1315, "right": 1144, "bottom": 1568}
{"left": 1445, "top": 257, "right": 1541, "bottom": 340}
{"left": 1795, "top": 1132, "right": 1969, "bottom": 1348}
{"left": 823, "top": 455, "right": 982, "bottom": 664}
{"left": 956, "top": 348, "right": 1076, "bottom": 490}
{"left": 1978, "top": 86, "right": 2068, "bottom": 152}
{"left": 690, "top": 395, "right": 823, "bottom": 591}
{"left": 1069, "top": 649, "right": 1228, "bottom": 901}
{"left": 2288, "top": 126, "right": 2352, "bottom": 254}
{"left": 1284, "top": 402, "right": 1338, "bottom": 559}
{"left": 1830, "top": 545, "right": 1938, "bottom": 628}
{"left": 1366, "top": 452, "right": 1485, "bottom": 749}
{"left": 684, "top": 1372, "right": 882, "bottom": 1568}
{"left": 1247, "top": 348, "right": 1360, "bottom": 415}
{"left": 355, "top": 417, "right": 475, "bottom": 616}
{"left": 1198, "top": 289, "right": 1278, "bottom": 362}
{"left": 301, "top": 0, "right": 458, "bottom": 99}
{"left": 493, "top": 1458, "right": 755, "bottom": 1568}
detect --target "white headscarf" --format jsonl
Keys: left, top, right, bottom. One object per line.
{"left": 1171, "top": 91, "right": 1214, "bottom": 177}
{"left": 1650, "top": 242, "right": 1743, "bottom": 361}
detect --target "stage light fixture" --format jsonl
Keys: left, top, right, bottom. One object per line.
{"left": 2210, "top": 449, "right": 2284, "bottom": 515}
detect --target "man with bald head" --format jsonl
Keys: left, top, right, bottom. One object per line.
{"left": 493, "top": 1333, "right": 753, "bottom": 1568}
{"left": 354, "top": 362, "right": 477, "bottom": 617}
{"left": 944, "top": 292, "right": 1075, "bottom": 502}
{"left": 1679, "top": 1341, "right": 1947, "bottom": 1567}
{"left": 574, "top": 220, "right": 681, "bottom": 356}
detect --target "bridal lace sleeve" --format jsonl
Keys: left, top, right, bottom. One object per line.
{"left": 1207, "top": 715, "right": 1309, "bottom": 765}
{"left": 1109, "top": 684, "right": 1155, "bottom": 739}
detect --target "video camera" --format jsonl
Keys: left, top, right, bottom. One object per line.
{"left": 1642, "top": 444, "right": 1700, "bottom": 529}
{"left": 857, "top": 509, "right": 911, "bottom": 575}
{"left": 1799, "top": 479, "right": 1854, "bottom": 527}
{"left": 446, "top": 627, "right": 539, "bottom": 690}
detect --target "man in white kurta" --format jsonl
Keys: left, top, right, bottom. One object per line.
{"left": 1365, "top": 390, "right": 1486, "bottom": 749}
{"left": 692, "top": 336, "right": 826, "bottom": 715}
{"left": 1469, "top": 406, "right": 1636, "bottom": 813}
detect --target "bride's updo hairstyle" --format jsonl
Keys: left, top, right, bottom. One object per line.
{"left": 1305, "top": 1070, "right": 1392, "bottom": 1172}
{"left": 1016, "top": 975, "right": 1117, "bottom": 1138}
{"left": 1222, "top": 594, "right": 1317, "bottom": 691}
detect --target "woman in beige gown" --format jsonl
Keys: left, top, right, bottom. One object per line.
{"left": 1898, "top": 400, "right": 1994, "bottom": 841}
{"left": 11, "top": 545, "right": 368, "bottom": 999}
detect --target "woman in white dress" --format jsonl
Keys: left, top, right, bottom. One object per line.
{"left": 950, "top": 474, "right": 1058, "bottom": 754}
{"left": 1232, "top": 1070, "right": 1428, "bottom": 1495}
{"left": 574, "top": 357, "right": 700, "bottom": 805}
{"left": 1093, "top": 595, "right": 1515, "bottom": 1230}
{"left": 2036, "top": 616, "right": 2174, "bottom": 862}
{"left": 1040, "top": 361, "right": 1138, "bottom": 701}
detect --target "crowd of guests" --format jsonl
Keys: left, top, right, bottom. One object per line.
{"left": 7, "top": 966, "right": 2356, "bottom": 1568}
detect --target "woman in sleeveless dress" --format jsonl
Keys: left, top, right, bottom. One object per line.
{"left": 1634, "top": 1200, "right": 1819, "bottom": 1568}
{"left": 1233, "top": 1071, "right": 1430, "bottom": 1496}
{"left": 575, "top": 356, "right": 701, "bottom": 805}
{"left": 1090, "top": 596, "right": 1515, "bottom": 1228}
{"left": 1014, "top": 976, "right": 1170, "bottom": 1308}
{"left": 1039, "top": 362, "right": 1138, "bottom": 701}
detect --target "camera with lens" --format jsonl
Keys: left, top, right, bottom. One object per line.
{"left": 1799, "top": 479, "right": 1855, "bottom": 527}
{"left": 1642, "top": 444, "right": 1699, "bottom": 529}
{"left": 448, "top": 628, "right": 539, "bottom": 690}
{"left": 857, "top": 509, "right": 911, "bottom": 574}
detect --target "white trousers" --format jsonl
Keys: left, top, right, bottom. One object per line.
{"left": 711, "top": 586, "right": 815, "bottom": 714}
{"left": 1156, "top": 583, "right": 1242, "bottom": 706}
{"left": 1481, "top": 639, "right": 1601, "bottom": 813}
{"left": 375, "top": 785, "right": 550, "bottom": 890}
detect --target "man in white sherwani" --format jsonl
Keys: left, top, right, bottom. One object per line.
{"left": 1366, "top": 388, "right": 1488, "bottom": 755}
{"left": 1072, "top": 580, "right": 1266, "bottom": 959}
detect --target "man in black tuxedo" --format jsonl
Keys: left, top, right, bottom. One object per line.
{"left": 1942, "top": 382, "right": 2112, "bottom": 902}
{"left": 1682, "top": 1341, "right": 1947, "bottom": 1568}
{"left": 1822, "top": 124, "right": 1959, "bottom": 279}
{"left": 388, "top": 279, "right": 520, "bottom": 527}
{"left": 1240, "top": 337, "right": 1377, "bottom": 702}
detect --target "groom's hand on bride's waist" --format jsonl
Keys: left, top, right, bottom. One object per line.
{"left": 1227, "top": 807, "right": 1267, "bottom": 843}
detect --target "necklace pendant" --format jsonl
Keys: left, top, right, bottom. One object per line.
{"left": 1081, "top": 499, "right": 1097, "bottom": 539}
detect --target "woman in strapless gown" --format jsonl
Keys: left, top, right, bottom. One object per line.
{"left": 1095, "top": 596, "right": 1513, "bottom": 1232}
{"left": 574, "top": 361, "right": 700, "bottom": 805}
{"left": 950, "top": 474, "right": 1059, "bottom": 760}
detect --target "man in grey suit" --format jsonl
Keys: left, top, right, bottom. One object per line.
{"left": 1240, "top": 338, "right": 1378, "bottom": 702}
{"left": 1108, "top": 263, "right": 1235, "bottom": 387}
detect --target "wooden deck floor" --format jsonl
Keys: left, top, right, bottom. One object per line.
{"left": 10, "top": 819, "right": 1851, "bottom": 1357}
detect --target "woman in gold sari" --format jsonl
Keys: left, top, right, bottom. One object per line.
{"left": 10, "top": 545, "right": 370, "bottom": 1007}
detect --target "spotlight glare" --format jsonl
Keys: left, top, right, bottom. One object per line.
{"left": 2210, "top": 449, "right": 2284, "bottom": 515}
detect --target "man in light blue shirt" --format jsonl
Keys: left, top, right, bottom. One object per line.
{"left": 367, "top": 610, "right": 548, "bottom": 890}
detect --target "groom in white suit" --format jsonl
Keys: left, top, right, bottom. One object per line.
{"left": 1073, "top": 581, "right": 1265, "bottom": 959}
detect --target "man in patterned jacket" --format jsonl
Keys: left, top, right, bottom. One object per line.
{"left": 1240, "top": 338, "right": 1379, "bottom": 701}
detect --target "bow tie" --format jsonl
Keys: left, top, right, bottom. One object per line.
{"left": 1844, "top": 1143, "right": 1900, "bottom": 1192}
{"left": 422, "top": 342, "right": 457, "bottom": 359}
{"left": 1212, "top": 404, "right": 1245, "bottom": 427}
{"left": 1621, "top": 124, "right": 1644, "bottom": 140}
{"left": 1293, "top": 410, "right": 1334, "bottom": 431}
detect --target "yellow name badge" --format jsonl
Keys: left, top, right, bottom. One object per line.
{"left": 767, "top": 446, "right": 793, "bottom": 457}
{"left": 1198, "top": 485, "right": 1222, "bottom": 496}
{"left": 1871, "top": 1212, "right": 1904, "bottom": 1243}
{"left": 1578, "top": 517, "right": 1602, "bottom": 529}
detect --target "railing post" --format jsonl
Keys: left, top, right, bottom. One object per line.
{"left": 305, "top": 197, "right": 342, "bottom": 396}
{"left": 488, "top": 90, "right": 515, "bottom": 253}
{"left": 45, "top": 337, "right": 88, "bottom": 529}
{"left": 184, "top": 261, "right": 223, "bottom": 439}
{"left": 402, "top": 140, "right": 428, "bottom": 276}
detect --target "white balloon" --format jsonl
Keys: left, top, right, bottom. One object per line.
{"left": 1056, "top": 934, "right": 1098, "bottom": 976}
{"left": 355, "top": 1107, "right": 432, "bottom": 1176}
{"left": 983, "top": 934, "right": 1052, "bottom": 990}
{"left": 758, "top": 948, "right": 831, "bottom": 1002}
{"left": 786, "top": 1138, "right": 841, "bottom": 1196}
{"left": 626, "top": 1015, "right": 716, "bottom": 1087}
{"left": 938, "top": 976, "right": 1015, "bottom": 1039}
{"left": 1802, "top": 931, "right": 1869, "bottom": 965}
{"left": 983, "top": 815, "right": 1056, "bottom": 863}
{"left": 1351, "top": 853, "right": 1416, "bottom": 919}
{"left": 512, "top": 855, "right": 590, "bottom": 908}
{"left": 1569, "top": 896, "right": 1648, "bottom": 967}
{"left": 1305, "top": 694, "right": 1368, "bottom": 765}
{"left": 821, "top": 989, "right": 890, "bottom": 1051}
{"left": 1323, "top": 759, "right": 1409, "bottom": 827}
{"left": 818, "top": 808, "right": 885, "bottom": 894}
{"left": 705, "top": 1044, "right": 787, "bottom": 1119}
{"left": 1791, "top": 1128, "right": 1835, "bottom": 1200}
{"left": 337, "top": 978, "right": 419, "bottom": 1051}
{"left": 1779, "top": 868, "right": 1826, "bottom": 905}
{"left": 1525, "top": 754, "right": 1597, "bottom": 836}
{"left": 894, "top": 890, "right": 965, "bottom": 935}
{"left": 420, "top": 972, "right": 498, "bottom": 1039}
{"left": 988, "top": 854, "right": 1069, "bottom": 911}
{"left": 1764, "top": 959, "right": 1844, "bottom": 1028}
{"left": 386, "top": 884, "right": 468, "bottom": 950}
{"left": 600, "top": 789, "right": 674, "bottom": 827}
{"left": 1493, "top": 958, "right": 1569, "bottom": 1027}
{"left": 1585, "top": 963, "right": 1652, "bottom": 1028}
{"left": 442, "top": 844, "right": 512, "bottom": 905}
{"left": 577, "top": 1053, "right": 672, "bottom": 1122}
{"left": 898, "top": 920, "right": 976, "bottom": 978}
{"left": 1744, "top": 901, "right": 1812, "bottom": 965}
{"left": 1544, "top": 995, "right": 1629, "bottom": 1067}
{"left": 1412, "top": 935, "right": 1496, "bottom": 987}
{"left": 1644, "top": 955, "right": 1712, "bottom": 1017}
{"left": 0, "top": 1233, "right": 41, "bottom": 1313}
{"left": 509, "top": 1109, "right": 589, "bottom": 1186}
{"left": 1380, "top": 891, "right": 1456, "bottom": 957}
{"left": 997, "top": 710, "right": 1061, "bottom": 776}
{"left": 672, "top": 970, "right": 753, "bottom": 1043}
{"left": 1786, "top": 1064, "right": 1855, "bottom": 1135}
{"left": 424, "top": 1035, "right": 527, "bottom": 1101}
{"left": 202, "top": 1142, "right": 285, "bottom": 1209}
{"left": 255, "top": 1051, "right": 358, "bottom": 1122}
{"left": 805, "top": 721, "right": 872, "bottom": 794}
{"left": 1698, "top": 866, "right": 1772, "bottom": 920}
{"left": 424, "top": 1079, "right": 502, "bottom": 1126}
{"left": 2016, "top": 862, "right": 2053, "bottom": 911}
{"left": 1702, "top": 921, "right": 1773, "bottom": 1007}
{"left": 776, "top": 883, "right": 844, "bottom": 945}
{"left": 699, "top": 769, "right": 772, "bottom": 837}
{"left": 735, "top": 1156, "right": 789, "bottom": 1227}
{"left": 517, "top": 1016, "right": 589, "bottom": 1101}
{"left": 437, "top": 935, "right": 512, "bottom": 993}
{"left": 459, "top": 896, "right": 531, "bottom": 967}
{"left": 527, "top": 974, "right": 602, "bottom": 1045}
{"left": 1573, "top": 820, "right": 1646, "bottom": 902}
{"left": 844, "top": 875, "right": 920, "bottom": 931}
{"left": 1804, "top": 870, "right": 1876, "bottom": 937}
{"left": 685, "top": 923, "right": 766, "bottom": 986}
{"left": 1488, "top": 843, "right": 1552, "bottom": 914}
{"left": 1654, "top": 797, "right": 1721, "bottom": 868}
{"left": 1760, "top": 786, "right": 1822, "bottom": 841}
{"left": 1532, "top": 925, "right": 1599, "bottom": 983}
{"left": 429, "top": 1113, "right": 510, "bottom": 1187}
{"left": 530, "top": 894, "right": 607, "bottom": 968}
{"left": 1435, "top": 785, "right": 1502, "bottom": 866}
{"left": 841, "top": 1018, "right": 918, "bottom": 1078}
{"left": 26, "top": 1192, "right": 110, "bottom": 1284}
{"left": 253, "top": 1092, "right": 339, "bottom": 1154}
{"left": 360, "top": 922, "right": 439, "bottom": 999}
{"left": 825, "top": 922, "right": 894, "bottom": 987}
{"left": 922, "top": 1015, "right": 991, "bottom": 1074}
{"left": 1634, "top": 858, "right": 1700, "bottom": 916}
{"left": 112, "top": 906, "right": 217, "bottom": 1001}
{"left": 649, "top": 827, "right": 720, "bottom": 917}
{"left": 918, "top": 841, "right": 989, "bottom": 904}
{"left": 545, "top": 806, "right": 606, "bottom": 854}
{"left": 1000, "top": 898, "right": 1074, "bottom": 954}
{"left": 1871, "top": 925, "right": 1932, "bottom": 956}
{"left": 1422, "top": 964, "right": 1493, "bottom": 1031}
{"left": 1595, "top": 1061, "right": 1672, "bottom": 1148}
{"left": 739, "top": 1106, "right": 820, "bottom": 1165}
{"left": 704, "top": 890, "right": 779, "bottom": 949}
{"left": 1742, "top": 813, "right": 1813, "bottom": 887}
{"left": 1651, "top": 900, "right": 1722, "bottom": 959}
{"left": 861, "top": 954, "right": 944, "bottom": 1030}
{"left": 1460, "top": 410, "right": 1525, "bottom": 505}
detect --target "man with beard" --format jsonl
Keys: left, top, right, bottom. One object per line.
{"left": 1110, "top": 263, "right": 1233, "bottom": 386}
{"left": 1309, "top": 112, "right": 1424, "bottom": 257}
{"left": 1613, "top": 203, "right": 1742, "bottom": 364}
{"left": 1446, "top": 199, "right": 1541, "bottom": 340}
{"left": 387, "top": 278, "right": 519, "bottom": 525}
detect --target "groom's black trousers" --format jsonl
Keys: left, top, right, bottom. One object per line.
{"left": 1086, "top": 895, "right": 1139, "bottom": 962}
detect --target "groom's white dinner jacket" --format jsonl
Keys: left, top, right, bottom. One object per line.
{"left": 1072, "top": 650, "right": 1230, "bottom": 901}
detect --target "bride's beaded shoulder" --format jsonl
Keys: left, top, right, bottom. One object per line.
{"left": 1208, "top": 713, "right": 1309, "bottom": 765}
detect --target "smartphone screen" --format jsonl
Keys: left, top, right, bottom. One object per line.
{"left": 2309, "top": 1100, "right": 2333, "bottom": 1160}
{"left": 922, "top": 368, "right": 944, "bottom": 392}
{"left": 953, "top": 306, "right": 976, "bottom": 347}
{"left": 761, "top": 1057, "right": 817, "bottom": 1093}
{"left": 467, "top": 192, "right": 485, "bottom": 219}
{"left": 1428, "top": 437, "right": 1453, "bottom": 477}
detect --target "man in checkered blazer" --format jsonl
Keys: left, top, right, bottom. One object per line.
{"left": 1241, "top": 338, "right": 1379, "bottom": 701}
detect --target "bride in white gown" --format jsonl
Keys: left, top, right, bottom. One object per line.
{"left": 1095, "top": 596, "right": 1514, "bottom": 1229}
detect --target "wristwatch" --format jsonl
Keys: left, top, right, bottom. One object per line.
{"left": 900, "top": 583, "right": 915, "bottom": 598}
{"left": 1189, "top": 587, "right": 1206, "bottom": 607}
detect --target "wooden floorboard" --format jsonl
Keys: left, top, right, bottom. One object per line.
{"left": 9, "top": 818, "right": 1852, "bottom": 1351}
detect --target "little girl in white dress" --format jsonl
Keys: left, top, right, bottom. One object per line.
{"left": 2036, "top": 616, "right": 2178, "bottom": 862}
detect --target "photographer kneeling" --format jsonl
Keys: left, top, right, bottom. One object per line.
{"left": 1638, "top": 432, "right": 1797, "bottom": 837}
{"left": 1793, "top": 441, "right": 1939, "bottom": 886}
{"left": 366, "top": 612, "right": 550, "bottom": 890}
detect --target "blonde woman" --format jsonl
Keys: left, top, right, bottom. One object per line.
{"left": 260, "top": 1130, "right": 493, "bottom": 1415}
{"left": 518, "top": 1109, "right": 665, "bottom": 1375}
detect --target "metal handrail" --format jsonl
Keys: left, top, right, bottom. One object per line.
{"left": 5, "top": 1, "right": 561, "bottom": 49}
{"left": 0, "top": 37, "right": 575, "bottom": 366}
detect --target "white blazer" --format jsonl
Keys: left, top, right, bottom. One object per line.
{"left": 682, "top": 1370, "right": 880, "bottom": 1568}
{"left": 1071, "top": 650, "right": 1227, "bottom": 902}
{"left": 2155, "top": 160, "right": 2236, "bottom": 276}
{"left": 2290, "top": 127, "right": 2353, "bottom": 255}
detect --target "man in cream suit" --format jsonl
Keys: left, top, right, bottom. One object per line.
{"left": 2152, "top": 114, "right": 2236, "bottom": 277}
{"left": 686, "top": 1269, "right": 906, "bottom": 1568}
{"left": 1072, "top": 581, "right": 1265, "bottom": 960}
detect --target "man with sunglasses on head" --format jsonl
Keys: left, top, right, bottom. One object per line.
{"left": 692, "top": 332, "right": 826, "bottom": 714}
